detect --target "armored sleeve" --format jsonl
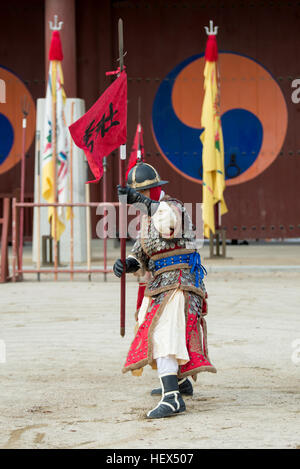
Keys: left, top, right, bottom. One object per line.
{"left": 131, "top": 237, "right": 150, "bottom": 274}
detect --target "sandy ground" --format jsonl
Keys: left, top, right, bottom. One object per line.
{"left": 0, "top": 265, "right": 299, "bottom": 449}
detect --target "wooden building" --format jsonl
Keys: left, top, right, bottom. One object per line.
{"left": 0, "top": 0, "right": 299, "bottom": 240}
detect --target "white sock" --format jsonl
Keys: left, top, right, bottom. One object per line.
{"left": 156, "top": 355, "right": 179, "bottom": 377}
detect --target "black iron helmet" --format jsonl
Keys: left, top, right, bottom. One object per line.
{"left": 127, "top": 162, "right": 168, "bottom": 190}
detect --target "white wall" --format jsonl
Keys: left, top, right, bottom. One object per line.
{"left": 32, "top": 98, "right": 89, "bottom": 264}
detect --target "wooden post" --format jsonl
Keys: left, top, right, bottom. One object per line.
{"left": 0, "top": 198, "right": 10, "bottom": 283}
{"left": 13, "top": 188, "right": 21, "bottom": 276}
{"left": 209, "top": 229, "right": 227, "bottom": 258}
{"left": 209, "top": 230, "right": 214, "bottom": 258}
{"left": 209, "top": 201, "right": 226, "bottom": 258}
{"left": 12, "top": 198, "right": 17, "bottom": 282}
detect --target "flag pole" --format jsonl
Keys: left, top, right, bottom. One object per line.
{"left": 19, "top": 95, "right": 30, "bottom": 279}
{"left": 85, "top": 181, "right": 91, "bottom": 281}
{"left": 205, "top": 20, "right": 220, "bottom": 240}
{"left": 36, "top": 130, "right": 41, "bottom": 281}
{"left": 52, "top": 77, "right": 58, "bottom": 280}
{"left": 215, "top": 23, "right": 221, "bottom": 236}
{"left": 203, "top": 20, "right": 227, "bottom": 256}
{"left": 70, "top": 101, "right": 75, "bottom": 280}
{"left": 138, "top": 96, "right": 141, "bottom": 124}
{"left": 137, "top": 96, "right": 142, "bottom": 162}
{"left": 103, "top": 156, "right": 108, "bottom": 282}
{"left": 118, "top": 18, "right": 127, "bottom": 337}
{"left": 49, "top": 16, "right": 63, "bottom": 281}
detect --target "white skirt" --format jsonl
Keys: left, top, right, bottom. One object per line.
{"left": 138, "top": 288, "right": 189, "bottom": 364}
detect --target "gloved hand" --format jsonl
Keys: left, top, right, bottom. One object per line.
{"left": 113, "top": 257, "right": 140, "bottom": 278}
{"left": 117, "top": 185, "right": 140, "bottom": 204}
{"left": 117, "top": 184, "right": 159, "bottom": 216}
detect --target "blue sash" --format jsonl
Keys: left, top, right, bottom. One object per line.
{"left": 154, "top": 251, "right": 207, "bottom": 287}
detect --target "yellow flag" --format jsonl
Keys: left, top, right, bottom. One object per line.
{"left": 200, "top": 39, "right": 227, "bottom": 239}
{"left": 42, "top": 53, "right": 71, "bottom": 240}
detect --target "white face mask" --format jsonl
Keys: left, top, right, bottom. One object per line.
{"left": 159, "top": 190, "right": 165, "bottom": 201}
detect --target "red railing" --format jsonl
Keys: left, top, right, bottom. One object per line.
{"left": 11, "top": 199, "right": 120, "bottom": 281}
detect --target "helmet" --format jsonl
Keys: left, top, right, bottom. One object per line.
{"left": 127, "top": 162, "right": 168, "bottom": 190}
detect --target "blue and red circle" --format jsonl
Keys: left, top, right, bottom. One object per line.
{"left": 152, "top": 52, "right": 288, "bottom": 186}
{"left": 0, "top": 66, "right": 36, "bottom": 175}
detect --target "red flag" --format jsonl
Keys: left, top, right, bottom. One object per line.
{"left": 69, "top": 71, "right": 127, "bottom": 183}
{"left": 125, "top": 123, "right": 145, "bottom": 179}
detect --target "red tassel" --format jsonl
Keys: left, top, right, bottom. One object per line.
{"left": 49, "top": 31, "right": 63, "bottom": 61}
{"left": 205, "top": 35, "right": 218, "bottom": 62}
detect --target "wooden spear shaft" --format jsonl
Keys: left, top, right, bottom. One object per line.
{"left": 19, "top": 102, "right": 28, "bottom": 278}
{"left": 85, "top": 181, "right": 91, "bottom": 281}
{"left": 118, "top": 18, "right": 127, "bottom": 337}
{"left": 137, "top": 96, "right": 141, "bottom": 161}
{"left": 36, "top": 130, "right": 41, "bottom": 281}
{"left": 103, "top": 156, "right": 107, "bottom": 282}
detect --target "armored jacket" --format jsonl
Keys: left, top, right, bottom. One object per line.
{"left": 131, "top": 195, "right": 207, "bottom": 299}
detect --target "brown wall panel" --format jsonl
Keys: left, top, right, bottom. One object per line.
{"left": 1, "top": 0, "right": 300, "bottom": 240}
{"left": 0, "top": 0, "right": 44, "bottom": 238}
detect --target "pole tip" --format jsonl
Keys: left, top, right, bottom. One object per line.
{"left": 120, "top": 327, "right": 125, "bottom": 337}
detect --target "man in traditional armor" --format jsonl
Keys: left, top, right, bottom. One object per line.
{"left": 113, "top": 162, "right": 216, "bottom": 419}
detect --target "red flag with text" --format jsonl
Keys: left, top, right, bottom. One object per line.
{"left": 69, "top": 71, "right": 127, "bottom": 183}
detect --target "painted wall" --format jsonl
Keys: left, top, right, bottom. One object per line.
{"left": 1, "top": 0, "right": 300, "bottom": 240}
